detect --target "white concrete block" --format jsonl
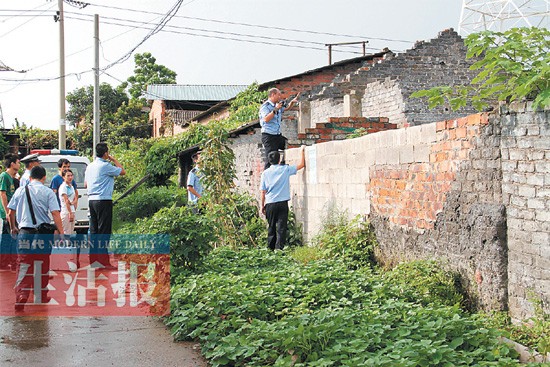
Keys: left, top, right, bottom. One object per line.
{"left": 420, "top": 123, "right": 437, "bottom": 144}
{"left": 406, "top": 125, "right": 424, "bottom": 145}
{"left": 386, "top": 148, "right": 400, "bottom": 165}
{"left": 399, "top": 145, "right": 415, "bottom": 164}
{"left": 413, "top": 144, "right": 431, "bottom": 163}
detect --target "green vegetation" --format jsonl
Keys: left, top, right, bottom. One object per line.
{"left": 412, "top": 27, "right": 550, "bottom": 111}
{"left": 167, "top": 248, "right": 521, "bottom": 367}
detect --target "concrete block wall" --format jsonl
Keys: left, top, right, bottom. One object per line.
{"left": 500, "top": 103, "right": 550, "bottom": 319}
{"left": 288, "top": 113, "right": 509, "bottom": 312}
{"left": 232, "top": 127, "right": 264, "bottom": 204}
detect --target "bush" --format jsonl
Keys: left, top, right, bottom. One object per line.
{"left": 114, "top": 185, "right": 187, "bottom": 222}
{"left": 381, "top": 260, "right": 464, "bottom": 308}
{"left": 135, "top": 205, "right": 216, "bottom": 273}
{"left": 313, "top": 214, "right": 377, "bottom": 269}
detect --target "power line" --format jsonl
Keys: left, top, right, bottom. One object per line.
{"left": 82, "top": 1, "right": 413, "bottom": 44}
{"left": 65, "top": 11, "right": 381, "bottom": 52}
{"left": 99, "top": 0, "right": 185, "bottom": 71}
{"left": 64, "top": 14, "right": 371, "bottom": 55}
{"left": 0, "top": 3, "right": 56, "bottom": 39}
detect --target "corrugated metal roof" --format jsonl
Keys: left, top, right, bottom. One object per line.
{"left": 144, "top": 84, "right": 248, "bottom": 101}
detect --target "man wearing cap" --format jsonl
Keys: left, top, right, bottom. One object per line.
{"left": 187, "top": 151, "right": 203, "bottom": 212}
{"left": 0, "top": 153, "right": 20, "bottom": 271}
{"left": 260, "top": 146, "right": 305, "bottom": 250}
{"left": 19, "top": 153, "right": 42, "bottom": 187}
{"left": 259, "top": 88, "right": 299, "bottom": 170}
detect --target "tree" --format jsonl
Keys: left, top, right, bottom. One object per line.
{"left": 412, "top": 27, "right": 550, "bottom": 111}
{"left": 10, "top": 119, "right": 58, "bottom": 151}
{"left": 66, "top": 83, "right": 128, "bottom": 126}
{"left": 126, "top": 52, "right": 177, "bottom": 100}
{"left": 0, "top": 133, "right": 10, "bottom": 157}
{"left": 104, "top": 99, "right": 151, "bottom": 147}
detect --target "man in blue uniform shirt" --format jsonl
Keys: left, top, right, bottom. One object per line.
{"left": 187, "top": 151, "right": 203, "bottom": 207}
{"left": 85, "top": 142, "right": 125, "bottom": 268}
{"left": 8, "top": 165, "right": 64, "bottom": 311}
{"left": 260, "top": 146, "right": 305, "bottom": 250}
{"left": 259, "top": 88, "right": 299, "bottom": 170}
{"left": 19, "top": 153, "right": 41, "bottom": 188}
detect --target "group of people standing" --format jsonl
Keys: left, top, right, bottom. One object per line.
{"left": 185, "top": 88, "right": 304, "bottom": 252}
{"left": 0, "top": 142, "right": 124, "bottom": 311}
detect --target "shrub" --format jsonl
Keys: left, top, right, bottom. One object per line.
{"left": 135, "top": 205, "right": 216, "bottom": 272}
{"left": 114, "top": 185, "right": 187, "bottom": 222}
{"left": 313, "top": 214, "right": 377, "bottom": 269}
{"left": 381, "top": 260, "right": 464, "bottom": 308}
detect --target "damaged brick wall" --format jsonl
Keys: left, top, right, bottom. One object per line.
{"left": 369, "top": 114, "right": 507, "bottom": 311}
{"left": 286, "top": 107, "right": 548, "bottom": 317}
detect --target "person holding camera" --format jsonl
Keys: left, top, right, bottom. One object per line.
{"left": 7, "top": 165, "right": 64, "bottom": 311}
{"left": 259, "top": 88, "right": 299, "bottom": 170}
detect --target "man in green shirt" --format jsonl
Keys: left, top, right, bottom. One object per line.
{"left": 0, "top": 153, "right": 20, "bottom": 271}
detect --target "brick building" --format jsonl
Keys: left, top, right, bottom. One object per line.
{"left": 146, "top": 84, "right": 247, "bottom": 138}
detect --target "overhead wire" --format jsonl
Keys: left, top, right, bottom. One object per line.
{"left": 64, "top": 14, "right": 371, "bottom": 55}
{"left": 0, "top": 3, "right": 57, "bottom": 39}
{"left": 81, "top": 1, "right": 413, "bottom": 44}
{"left": 64, "top": 11, "right": 382, "bottom": 52}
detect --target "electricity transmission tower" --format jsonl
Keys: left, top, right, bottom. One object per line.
{"left": 458, "top": 0, "right": 550, "bottom": 35}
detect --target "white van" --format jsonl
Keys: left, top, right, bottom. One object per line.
{"left": 31, "top": 149, "right": 90, "bottom": 233}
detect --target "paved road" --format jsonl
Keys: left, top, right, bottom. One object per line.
{"left": 0, "top": 270, "right": 207, "bottom": 367}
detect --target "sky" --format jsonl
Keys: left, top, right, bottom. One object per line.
{"left": 0, "top": 0, "right": 463, "bottom": 131}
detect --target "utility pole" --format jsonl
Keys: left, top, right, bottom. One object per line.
{"left": 93, "top": 14, "right": 100, "bottom": 149}
{"left": 57, "top": 0, "right": 66, "bottom": 149}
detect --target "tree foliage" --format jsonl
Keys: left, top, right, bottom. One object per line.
{"left": 126, "top": 52, "right": 177, "bottom": 100}
{"left": 66, "top": 83, "right": 128, "bottom": 126}
{"left": 10, "top": 119, "right": 58, "bottom": 151}
{"left": 412, "top": 27, "right": 550, "bottom": 111}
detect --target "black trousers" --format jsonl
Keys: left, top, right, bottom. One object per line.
{"left": 262, "top": 133, "right": 286, "bottom": 170}
{"left": 15, "top": 228, "right": 51, "bottom": 303}
{"left": 89, "top": 200, "right": 113, "bottom": 266}
{"left": 265, "top": 201, "right": 289, "bottom": 250}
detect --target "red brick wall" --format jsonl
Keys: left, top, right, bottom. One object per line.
{"left": 369, "top": 114, "right": 489, "bottom": 231}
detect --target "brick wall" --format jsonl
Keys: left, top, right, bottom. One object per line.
{"left": 311, "top": 99, "right": 344, "bottom": 127}
{"left": 362, "top": 78, "right": 407, "bottom": 127}
{"left": 307, "top": 29, "right": 480, "bottom": 128}
{"left": 283, "top": 106, "right": 549, "bottom": 317}
{"left": 500, "top": 103, "right": 550, "bottom": 319}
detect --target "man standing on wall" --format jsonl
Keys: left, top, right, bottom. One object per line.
{"left": 0, "top": 153, "right": 20, "bottom": 271}
{"left": 260, "top": 146, "right": 305, "bottom": 250}
{"left": 84, "top": 143, "right": 125, "bottom": 269}
{"left": 259, "top": 88, "right": 299, "bottom": 170}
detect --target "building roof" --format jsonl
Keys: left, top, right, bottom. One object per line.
{"left": 257, "top": 50, "right": 390, "bottom": 90}
{"left": 144, "top": 84, "right": 248, "bottom": 102}
{"left": 190, "top": 51, "right": 391, "bottom": 122}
